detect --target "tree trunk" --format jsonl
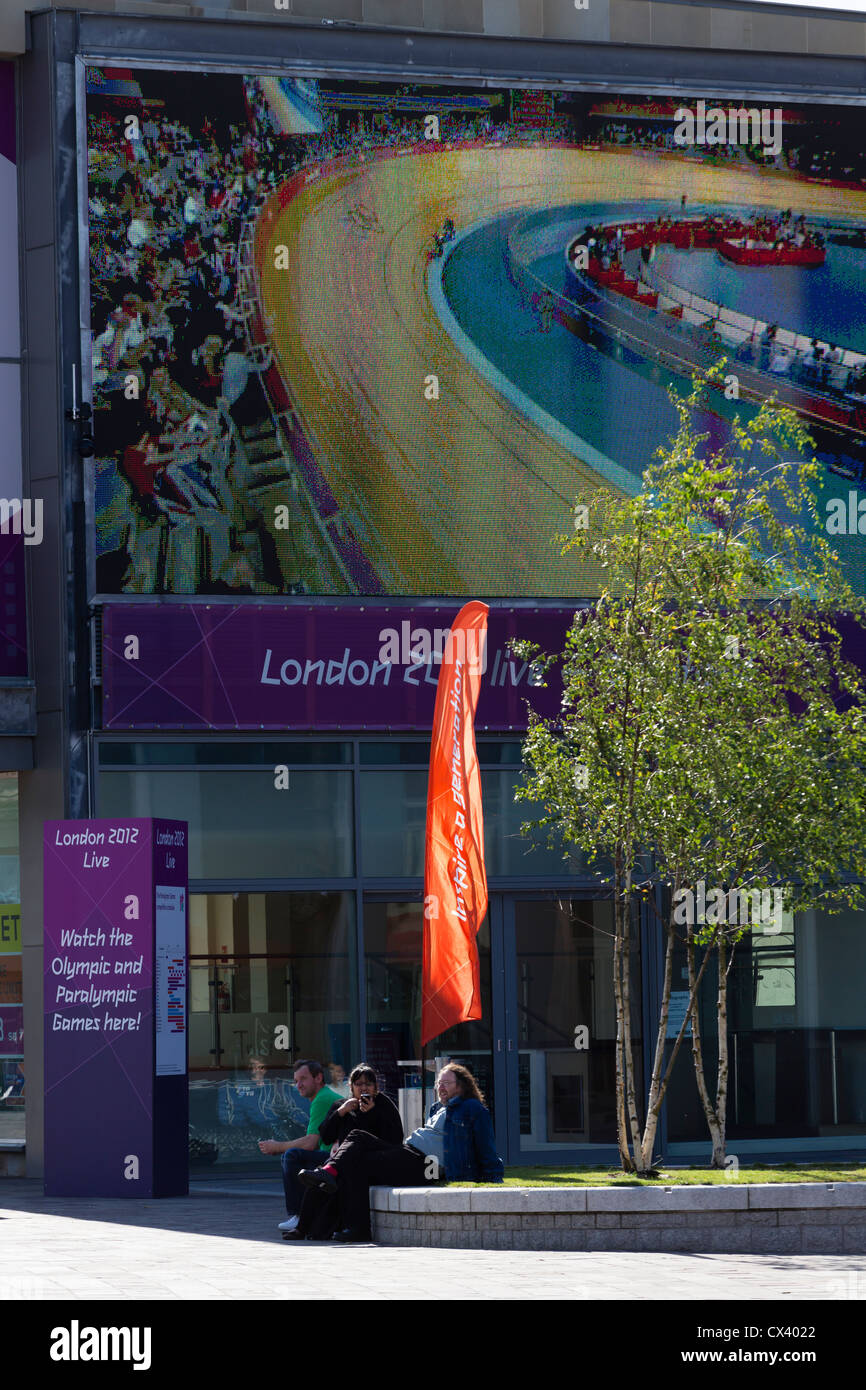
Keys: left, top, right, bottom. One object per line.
{"left": 633, "top": 916, "right": 678, "bottom": 1174}
{"left": 713, "top": 935, "right": 732, "bottom": 1168}
{"left": 647, "top": 908, "right": 719, "bottom": 1168}
{"left": 619, "top": 872, "right": 646, "bottom": 1168}
{"left": 611, "top": 868, "right": 634, "bottom": 1171}
{"left": 687, "top": 924, "right": 726, "bottom": 1166}
{"left": 612, "top": 883, "right": 720, "bottom": 1176}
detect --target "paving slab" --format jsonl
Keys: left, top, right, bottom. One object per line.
{"left": 0, "top": 1181, "right": 864, "bottom": 1300}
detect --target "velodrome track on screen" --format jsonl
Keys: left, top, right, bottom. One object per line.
{"left": 257, "top": 145, "right": 866, "bottom": 597}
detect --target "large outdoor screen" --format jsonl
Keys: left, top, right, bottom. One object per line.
{"left": 85, "top": 67, "right": 866, "bottom": 597}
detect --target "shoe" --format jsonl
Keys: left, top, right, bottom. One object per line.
{"left": 298, "top": 1167, "right": 337, "bottom": 1195}
{"left": 278, "top": 1216, "right": 299, "bottom": 1232}
{"left": 282, "top": 1228, "right": 306, "bottom": 1241}
{"left": 333, "top": 1227, "right": 371, "bottom": 1243}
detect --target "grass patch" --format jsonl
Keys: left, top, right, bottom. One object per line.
{"left": 454, "top": 1163, "right": 866, "bottom": 1188}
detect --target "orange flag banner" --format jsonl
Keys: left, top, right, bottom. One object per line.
{"left": 421, "top": 600, "right": 489, "bottom": 1047}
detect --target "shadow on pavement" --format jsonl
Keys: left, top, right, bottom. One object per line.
{"left": 0, "top": 1178, "right": 322, "bottom": 1248}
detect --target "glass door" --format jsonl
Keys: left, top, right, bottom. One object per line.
{"left": 359, "top": 893, "right": 641, "bottom": 1165}
{"left": 500, "top": 896, "right": 642, "bottom": 1162}
{"left": 187, "top": 890, "right": 358, "bottom": 1171}
{"left": 362, "top": 895, "right": 501, "bottom": 1141}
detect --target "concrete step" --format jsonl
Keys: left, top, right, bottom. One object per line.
{"left": 0, "top": 1141, "right": 25, "bottom": 1177}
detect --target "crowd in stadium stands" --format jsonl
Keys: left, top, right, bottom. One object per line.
{"left": 575, "top": 209, "right": 866, "bottom": 400}
{"left": 594, "top": 117, "right": 866, "bottom": 185}
{"left": 580, "top": 223, "right": 624, "bottom": 272}
{"left": 87, "top": 96, "right": 298, "bottom": 590}
{"left": 736, "top": 329, "right": 866, "bottom": 399}
{"left": 88, "top": 81, "right": 511, "bottom": 590}
{"left": 244, "top": 79, "right": 504, "bottom": 170}
{"left": 88, "top": 81, "right": 866, "bottom": 589}
{"left": 724, "top": 208, "right": 825, "bottom": 252}
{"left": 595, "top": 119, "right": 740, "bottom": 157}
{"left": 90, "top": 118, "right": 250, "bottom": 479}
{"left": 577, "top": 210, "right": 823, "bottom": 274}
{"left": 787, "top": 143, "right": 866, "bottom": 183}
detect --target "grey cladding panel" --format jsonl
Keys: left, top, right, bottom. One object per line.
{"left": 363, "top": 0, "right": 426, "bottom": 26}
{"left": 542, "top": 0, "right": 610, "bottom": 43}
{"left": 807, "top": 17, "right": 866, "bottom": 57}
{"left": 651, "top": 3, "right": 712, "bottom": 49}
{"left": 610, "top": 0, "right": 651, "bottom": 44}
{"left": 423, "top": 0, "right": 486, "bottom": 33}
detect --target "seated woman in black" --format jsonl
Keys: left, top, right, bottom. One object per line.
{"left": 283, "top": 1063, "right": 403, "bottom": 1241}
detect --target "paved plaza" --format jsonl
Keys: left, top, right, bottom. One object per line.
{"left": 0, "top": 1180, "right": 864, "bottom": 1301}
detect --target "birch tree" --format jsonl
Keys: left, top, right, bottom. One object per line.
{"left": 514, "top": 374, "right": 866, "bottom": 1173}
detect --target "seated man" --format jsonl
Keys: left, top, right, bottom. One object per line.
{"left": 286, "top": 1063, "right": 403, "bottom": 1242}
{"left": 258, "top": 1058, "right": 341, "bottom": 1235}
{"left": 299, "top": 1063, "right": 503, "bottom": 1243}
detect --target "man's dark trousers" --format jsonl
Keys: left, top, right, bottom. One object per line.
{"left": 282, "top": 1148, "right": 332, "bottom": 1216}
{"left": 329, "top": 1129, "right": 438, "bottom": 1235}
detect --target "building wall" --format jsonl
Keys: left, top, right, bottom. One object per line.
{"left": 18, "top": 12, "right": 84, "bottom": 1178}
{"left": 13, "top": 5, "right": 866, "bottom": 1177}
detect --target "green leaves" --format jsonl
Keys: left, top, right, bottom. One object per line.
{"left": 515, "top": 364, "right": 866, "bottom": 1170}
{"left": 517, "top": 365, "right": 866, "bottom": 917}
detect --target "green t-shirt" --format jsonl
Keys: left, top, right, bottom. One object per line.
{"left": 307, "top": 1085, "right": 342, "bottom": 1147}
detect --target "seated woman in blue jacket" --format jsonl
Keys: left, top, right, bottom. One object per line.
{"left": 299, "top": 1062, "right": 503, "bottom": 1242}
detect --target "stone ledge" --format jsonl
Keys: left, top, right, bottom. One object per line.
{"left": 371, "top": 1181, "right": 866, "bottom": 1214}
{"left": 370, "top": 1209, "right": 866, "bottom": 1253}
{"left": 586, "top": 1185, "right": 749, "bottom": 1211}
{"left": 747, "top": 1182, "right": 866, "bottom": 1209}
{"left": 369, "top": 1182, "right": 866, "bottom": 1253}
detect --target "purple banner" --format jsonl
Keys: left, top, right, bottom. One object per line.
{"left": 102, "top": 604, "right": 573, "bottom": 730}
{"left": 44, "top": 818, "right": 188, "bottom": 1197}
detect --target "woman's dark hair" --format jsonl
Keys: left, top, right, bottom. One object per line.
{"left": 348, "top": 1063, "right": 377, "bottom": 1087}
{"left": 439, "top": 1062, "right": 484, "bottom": 1104}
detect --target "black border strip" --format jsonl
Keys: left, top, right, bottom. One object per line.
{"left": 73, "top": 12, "right": 866, "bottom": 104}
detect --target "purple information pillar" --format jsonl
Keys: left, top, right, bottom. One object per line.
{"left": 43, "top": 819, "right": 188, "bottom": 1197}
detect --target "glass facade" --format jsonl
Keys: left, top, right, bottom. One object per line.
{"left": 666, "top": 911, "right": 866, "bottom": 1148}
{"left": 97, "top": 740, "right": 597, "bottom": 1170}
{"left": 513, "top": 898, "right": 641, "bottom": 1150}
{"left": 364, "top": 901, "right": 494, "bottom": 1135}
{"left": 359, "top": 768, "right": 584, "bottom": 878}
{"left": 96, "top": 740, "right": 866, "bottom": 1169}
{"left": 100, "top": 769, "right": 354, "bottom": 879}
{"left": 187, "top": 890, "right": 357, "bottom": 1169}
